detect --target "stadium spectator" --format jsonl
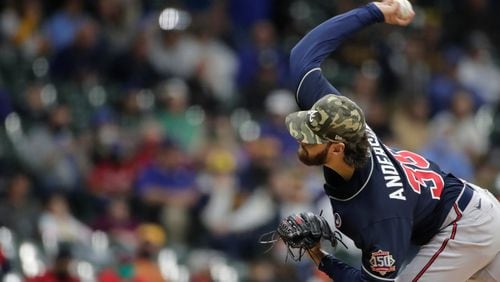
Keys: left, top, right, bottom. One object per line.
{"left": 19, "top": 83, "right": 50, "bottom": 128}
{"left": 457, "top": 31, "right": 500, "bottom": 105}
{"left": 50, "top": 19, "right": 107, "bottom": 83}
{"left": 26, "top": 246, "right": 79, "bottom": 282}
{"left": 108, "top": 30, "right": 161, "bottom": 88}
{"left": 259, "top": 89, "right": 299, "bottom": 157}
{"left": 391, "top": 34, "right": 431, "bottom": 99}
{"left": 13, "top": 103, "right": 85, "bottom": 193}
{"left": 135, "top": 139, "right": 199, "bottom": 244}
{"left": 0, "top": 0, "right": 46, "bottom": 58}
{"left": 97, "top": 224, "right": 165, "bottom": 282}
{"left": 38, "top": 193, "right": 92, "bottom": 255}
{"left": 148, "top": 21, "right": 202, "bottom": 79}
{"left": 391, "top": 95, "right": 430, "bottom": 152}
{"left": 155, "top": 78, "right": 205, "bottom": 153}
{"left": 191, "top": 16, "right": 238, "bottom": 105}
{"left": 238, "top": 21, "right": 288, "bottom": 113}
{"left": 0, "top": 172, "right": 41, "bottom": 241}
{"left": 420, "top": 135, "right": 475, "bottom": 182}
{"left": 94, "top": 0, "right": 141, "bottom": 53}
{"left": 42, "top": 0, "right": 87, "bottom": 52}
{"left": 429, "top": 88, "right": 489, "bottom": 162}
{"left": 132, "top": 224, "right": 166, "bottom": 282}
{"left": 200, "top": 146, "right": 277, "bottom": 258}
{"left": 87, "top": 142, "right": 137, "bottom": 198}
{"left": 92, "top": 198, "right": 140, "bottom": 251}
{"left": 426, "top": 47, "right": 482, "bottom": 117}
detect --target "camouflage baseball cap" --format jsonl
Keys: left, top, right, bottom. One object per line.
{"left": 285, "top": 95, "right": 366, "bottom": 144}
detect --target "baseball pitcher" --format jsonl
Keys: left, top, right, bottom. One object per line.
{"left": 276, "top": 0, "right": 500, "bottom": 281}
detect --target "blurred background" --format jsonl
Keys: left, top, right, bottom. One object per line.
{"left": 0, "top": 0, "right": 498, "bottom": 281}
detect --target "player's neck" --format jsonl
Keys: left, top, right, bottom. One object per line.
{"left": 324, "top": 161, "right": 355, "bottom": 181}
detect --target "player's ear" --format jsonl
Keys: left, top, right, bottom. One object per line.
{"left": 329, "top": 142, "right": 345, "bottom": 155}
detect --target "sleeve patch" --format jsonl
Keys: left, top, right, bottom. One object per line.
{"left": 369, "top": 250, "right": 396, "bottom": 276}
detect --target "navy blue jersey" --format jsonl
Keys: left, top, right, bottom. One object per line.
{"left": 322, "top": 126, "right": 464, "bottom": 281}
{"left": 289, "top": 4, "right": 467, "bottom": 281}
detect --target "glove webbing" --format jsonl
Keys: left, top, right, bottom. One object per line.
{"left": 259, "top": 214, "right": 348, "bottom": 262}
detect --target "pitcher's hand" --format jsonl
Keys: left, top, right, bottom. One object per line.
{"left": 373, "top": 0, "right": 415, "bottom": 26}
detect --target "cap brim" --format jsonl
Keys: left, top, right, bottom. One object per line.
{"left": 285, "top": 111, "right": 327, "bottom": 144}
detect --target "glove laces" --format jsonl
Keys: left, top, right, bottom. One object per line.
{"left": 258, "top": 215, "right": 348, "bottom": 262}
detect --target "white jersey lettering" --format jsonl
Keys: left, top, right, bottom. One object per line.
{"left": 367, "top": 128, "right": 405, "bottom": 201}
{"left": 389, "top": 188, "right": 407, "bottom": 201}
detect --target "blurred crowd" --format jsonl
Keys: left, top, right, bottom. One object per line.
{"left": 0, "top": 0, "right": 498, "bottom": 281}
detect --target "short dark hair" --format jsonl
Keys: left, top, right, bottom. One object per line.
{"left": 343, "top": 131, "right": 370, "bottom": 168}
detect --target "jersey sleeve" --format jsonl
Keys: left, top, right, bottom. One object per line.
{"left": 360, "top": 218, "right": 413, "bottom": 281}
{"left": 318, "top": 218, "right": 412, "bottom": 281}
{"left": 289, "top": 3, "right": 384, "bottom": 110}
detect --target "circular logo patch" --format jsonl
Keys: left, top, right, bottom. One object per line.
{"left": 334, "top": 212, "right": 342, "bottom": 228}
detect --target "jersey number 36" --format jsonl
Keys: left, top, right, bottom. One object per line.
{"left": 392, "top": 150, "right": 444, "bottom": 199}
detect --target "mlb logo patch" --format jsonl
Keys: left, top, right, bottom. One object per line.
{"left": 369, "top": 250, "right": 396, "bottom": 276}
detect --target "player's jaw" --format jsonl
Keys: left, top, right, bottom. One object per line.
{"left": 298, "top": 143, "right": 332, "bottom": 166}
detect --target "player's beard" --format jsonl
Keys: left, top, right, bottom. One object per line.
{"left": 297, "top": 143, "right": 331, "bottom": 166}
